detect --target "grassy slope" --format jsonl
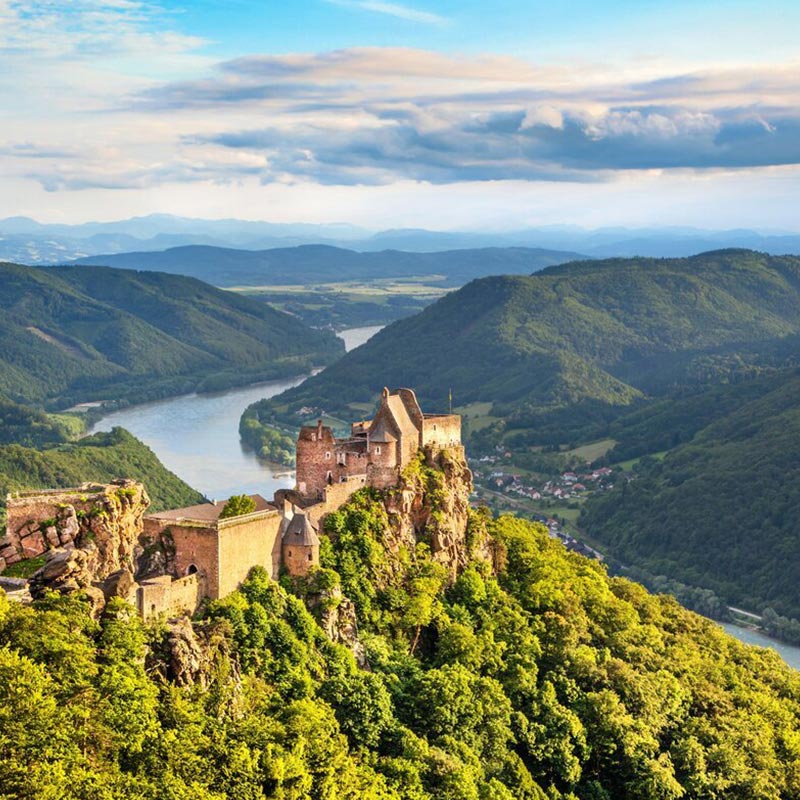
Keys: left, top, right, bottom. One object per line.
{"left": 0, "top": 262, "right": 343, "bottom": 408}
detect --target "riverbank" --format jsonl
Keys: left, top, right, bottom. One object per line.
{"left": 85, "top": 326, "right": 382, "bottom": 501}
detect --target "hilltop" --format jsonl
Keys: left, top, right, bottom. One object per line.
{"left": 5, "top": 213, "right": 800, "bottom": 263}
{"left": 248, "top": 250, "right": 800, "bottom": 442}
{"left": 0, "top": 262, "right": 343, "bottom": 408}
{"left": 0, "top": 393, "right": 203, "bottom": 530}
{"left": 72, "top": 244, "right": 585, "bottom": 287}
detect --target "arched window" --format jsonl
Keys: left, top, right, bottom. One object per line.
{"left": 325, "top": 451, "right": 331, "bottom": 460}
{"left": 375, "top": 446, "right": 381, "bottom": 455}
{"left": 185, "top": 564, "right": 198, "bottom": 576}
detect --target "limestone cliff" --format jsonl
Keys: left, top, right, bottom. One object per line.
{"left": 384, "top": 445, "right": 490, "bottom": 581}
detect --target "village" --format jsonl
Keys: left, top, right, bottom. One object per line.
{"left": 468, "top": 451, "right": 616, "bottom": 561}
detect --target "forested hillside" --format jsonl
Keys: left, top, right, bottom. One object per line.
{"left": 582, "top": 367, "right": 800, "bottom": 619}
{"left": 248, "top": 250, "right": 800, "bottom": 440}
{"left": 2, "top": 486, "right": 799, "bottom": 799}
{"left": 73, "top": 244, "right": 585, "bottom": 287}
{"left": 0, "top": 262, "right": 343, "bottom": 408}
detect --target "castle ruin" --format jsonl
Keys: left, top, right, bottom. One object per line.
{"left": 2, "top": 388, "right": 462, "bottom": 619}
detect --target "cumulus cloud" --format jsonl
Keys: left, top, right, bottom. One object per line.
{"left": 4, "top": 24, "right": 800, "bottom": 192}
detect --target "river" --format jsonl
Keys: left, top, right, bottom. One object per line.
{"left": 719, "top": 622, "right": 800, "bottom": 670}
{"left": 86, "top": 325, "right": 380, "bottom": 502}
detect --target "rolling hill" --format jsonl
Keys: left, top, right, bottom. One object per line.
{"left": 72, "top": 244, "right": 586, "bottom": 287}
{"left": 0, "top": 262, "right": 343, "bottom": 408}
{"left": 246, "top": 250, "right": 800, "bottom": 443}
{"left": 581, "top": 367, "right": 800, "bottom": 619}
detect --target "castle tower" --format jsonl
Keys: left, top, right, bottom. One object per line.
{"left": 295, "top": 419, "right": 337, "bottom": 499}
{"left": 281, "top": 513, "right": 320, "bottom": 577}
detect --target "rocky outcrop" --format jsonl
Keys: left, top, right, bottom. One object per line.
{"left": 3, "top": 480, "right": 150, "bottom": 576}
{"left": 6, "top": 481, "right": 149, "bottom": 616}
{"left": 384, "top": 445, "right": 490, "bottom": 581}
{"left": 307, "top": 586, "right": 367, "bottom": 668}
{"left": 148, "top": 616, "right": 241, "bottom": 689}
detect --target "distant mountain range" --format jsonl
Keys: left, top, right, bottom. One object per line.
{"left": 3, "top": 213, "right": 800, "bottom": 264}
{"left": 0, "top": 261, "right": 343, "bottom": 409}
{"left": 72, "top": 244, "right": 586, "bottom": 287}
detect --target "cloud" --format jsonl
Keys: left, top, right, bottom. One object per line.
{"left": 5, "top": 30, "right": 800, "bottom": 193}
{"left": 190, "top": 105, "right": 800, "bottom": 187}
{"left": 325, "top": 0, "right": 447, "bottom": 25}
{"left": 0, "top": 1, "right": 204, "bottom": 59}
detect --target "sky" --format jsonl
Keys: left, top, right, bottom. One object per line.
{"left": 1, "top": 0, "right": 800, "bottom": 230}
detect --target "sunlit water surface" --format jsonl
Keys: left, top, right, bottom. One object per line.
{"left": 87, "top": 326, "right": 380, "bottom": 500}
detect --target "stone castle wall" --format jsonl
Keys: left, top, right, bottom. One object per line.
{"left": 217, "top": 510, "right": 283, "bottom": 596}
{"left": 422, "top": 415, "right": 462, "bottom": 450}
{"left": 164, "top": 522, "right": 221, "bottom": 598}
{"left": 144, "top": 509, "right": 284, "bottom": 602}
{"left": 137, "top": 573, "right": 205, "bottom": 621}
{"left": 367, "top": 464, "right": 400, "bottom": 490}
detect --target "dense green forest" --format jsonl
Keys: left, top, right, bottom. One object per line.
{"left": 2, "top": 487, "right": 800, "bottom": 799}
{"left": 248, "top": 250, "right": 800, "bottom": 442}
{"left": 0, "top": 262, "right": 343, "bottom": 408}
{"left": 75, "top": 244, "right": 584, "bottom": 287}
{"left": 581, "top": 367, "right": 800, "bottom": 619}
{"left": 239, "top": 410, "right": 296, "bottom": 466}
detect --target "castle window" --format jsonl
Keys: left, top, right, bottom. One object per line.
{"left": 287, "top": 550, "right": 292, "bottom": 558}
{"left": 375, "top": 446, "right": 381, "bottom": 455}
{"left": 186, "top": 564, "right": 198, "bottom": 576}
{"left": 325, "top": 451, "right": 331, "bottom": 460}
{"left": 308, "top": 553, "right": 313, "bottom": 561}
